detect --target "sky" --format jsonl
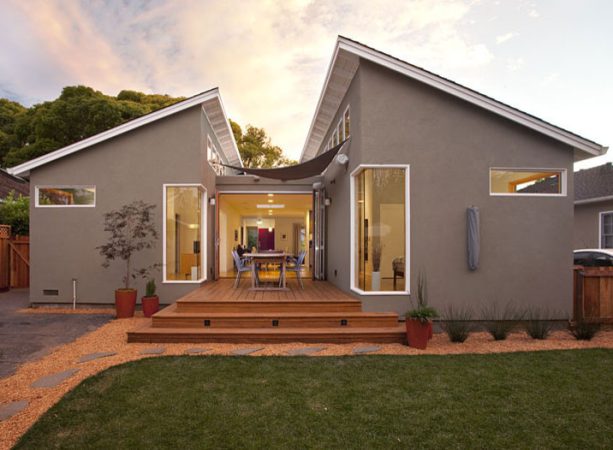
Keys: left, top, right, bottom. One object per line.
{"left": 0, "top": 0, "right": 611, "bottom": 166}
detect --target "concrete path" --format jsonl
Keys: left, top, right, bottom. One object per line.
{"left": 0, "top": 290, "right": 113, "bottom": 378}
{"left": 232, "top": 347, "right": 264, "bottom": 356}
{"left": 287, "top": 347, "right": 326, "bottom": 356}
{"left": 31, "top": 368, "right": 79, "bottom": 388}
{"left": 353, "top": 345, "right": 381, "bottom": 355}
{"left": 78, "top": 352, "right": 117, "bottom": 363}
{"left": 0, "top": 400, "right": 28, "bottom": 421}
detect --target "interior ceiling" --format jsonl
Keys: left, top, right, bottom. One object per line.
{"left": 219, "top": 193, "right": 312, "bottom": 218}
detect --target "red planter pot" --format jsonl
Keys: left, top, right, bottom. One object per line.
{"left": 115, "top": 289, "right": 137, "bottom": 318}
{"left": 141, "top": 295, "right": 160, "bottom": 318}
{"left": 406, "top": 319, "right": 432, "bottom": 349}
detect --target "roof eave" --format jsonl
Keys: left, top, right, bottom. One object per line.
{"left": 7, "top": 87, "right": 242, "bottom": 177}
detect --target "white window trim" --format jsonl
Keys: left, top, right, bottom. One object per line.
{"left": 35, "top": 185, "right": 96, "bottom": 208}
{"left": 343, "top": 104, "right": 351, "bottom": 139}
{"left": 350, "top": 164, "right": 411, "bottom": 296}
{"left": 598, "top": 210, "right": 613, "bottom": 249}
{"left": 489, "top": 167, "right": 568, "bottom": 197}
{"left": 337, "top": 117, "right": 344, "bottom": 142}
{"left": 162, "top": 183, "right": 208, "bottom": 284}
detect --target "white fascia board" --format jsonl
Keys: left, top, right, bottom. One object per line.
{"left": 300, "top": 36, "right": 606, "bottom": 162}
{"left": 216, "top": 93, "right": 243, "bottom": 167}
{"left": 337, "top": 37, "right": 605, "bottom": 158}
{"left": 7, "top": 89, "right": 229, "bottom": 177}
{"left": 299, "top": 43, "right": 341, "bottom": 163}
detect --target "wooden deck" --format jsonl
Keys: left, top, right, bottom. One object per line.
{"left": 128, "top": 279, "right": 406, "bottom": 344}
{"left": 178, "top": 278, "right": 355, "bottom": 302}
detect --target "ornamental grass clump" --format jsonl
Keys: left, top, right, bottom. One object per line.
{"left": 524, "top": 307, "right": 555, "bottom": 340}
{"left": 480, "top": 302, "right": 525, "bottom": 341}
{"left": 441, "top": 305, "right": 473, "bottom": 343}
{"left": 405, "top": 272, "right": 438, "bottom": 323}
{"left": 569, "top": 320, "right": 601, "bottom": 341}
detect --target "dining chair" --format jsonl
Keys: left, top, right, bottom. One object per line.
{"left": 286, "top": 250, "right": 307, "bottom": 289}
{"left": 231, "top": 250, "right": 252, "bottom": 288}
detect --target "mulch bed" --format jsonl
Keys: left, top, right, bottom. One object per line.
{"left": 1, "top": 316, "right": 612, "bottom": 449}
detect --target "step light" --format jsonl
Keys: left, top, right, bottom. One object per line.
{"left": 272, "top": 320, "right": 279, "bottom": 327}
{"left": 340, "top": 319, "right": 348, "bottom": 326}
{"left": 204, "top": 320, "right": 211, "bottom": 327}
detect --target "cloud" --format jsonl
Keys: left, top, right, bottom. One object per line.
{"left": 506, "top": 57, "right": 525, "bottom": 71}
{"left": 529, "top": 9, "right": 540, "bottom": 18}
{"left": 496, "top": 32, "right": 518, "bottom": 44}
{"left": 0, "top": 0, "right": 489, "bottom": 159}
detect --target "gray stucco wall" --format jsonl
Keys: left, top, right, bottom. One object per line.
{"left": 323, "top": 59, "right": 575, "bottom": 317}
{"left": 29, "top": 105, "right": 220, "bottom": 306}
{"left": 574, "top": 199, "right": 613, "bottom": 249}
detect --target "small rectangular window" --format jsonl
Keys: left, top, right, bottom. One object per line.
{"left": 601, "top": 212, "right": 613, "bottom": 248}
{"left": 333, "top": 129, "right": 339, "bottom": 146}
{"left": 337, "top": 119, "right": 344, "bottom": 142}
{"left": 344, "top": 106, "right": 350, "bottom": 138}
{"left": 36, "top": 186, "right": 96, "bottom": 207}
{"left": 490, "top": 169, "right": 565, "bottom": 196}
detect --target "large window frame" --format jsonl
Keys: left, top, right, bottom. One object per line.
{"left": 35, "top": 185, "right": 96, "bottom": 208}
{"left": 599, "top": 210, "right": 613, "bottom": 249}
{"left": 489, "top": 167, "right": 567, "bottom": 197}
{"left": 350, "top": 164, "right": 411, "bottom": 296}
{"left": 162, "top": 183, "right": 207, "bottom": 284}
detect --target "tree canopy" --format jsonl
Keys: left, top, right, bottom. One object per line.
{"left": 0, "top": 86, "right": 295, "bottom": 169}
{"left": 230, "top": 119, "right": 296, "bottom": 168}
{"left": 0, "top": 86, "right": 184, "bottom": 167}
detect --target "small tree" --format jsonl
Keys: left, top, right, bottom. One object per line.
{"left": 97, "top": 201, "right": 158, "bottom": 290}
{"left": 0, "top": 191, "right": 29, "bottom": 235}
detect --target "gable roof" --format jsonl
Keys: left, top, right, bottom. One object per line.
{"left": 7, "top": 87, "right": 242, "bottom": 178}
{"left": 575, "top": 163, "right": 613, "bottom": 204}
{"left": 0, "top": 169, "right": 28, "bottom": 198}
{"left": 300, "top": 36, "right": 607, "bottom": 162}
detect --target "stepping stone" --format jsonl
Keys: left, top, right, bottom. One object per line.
{"left": 0, "top": 400, "right": 28, "bottom": 421}
{"left": 353, "top": 346, "right": 381, "bottom": 355}
{"left": 78, "top": 351, "right": 117, "bottom": 363}
{"left": 185, "top": 348, "right": 210, "bottom": 355}
{"left": 232, "top": 347, "right": 264, "bottom": 356}
{"left": 287, "top": 347, "right": 326, "bottom": 356}
{"left": 31, "top": 368, "right": 79, "bottom": 388}
{"left": 139, "top": 347, "right": 165, "bottom": 355}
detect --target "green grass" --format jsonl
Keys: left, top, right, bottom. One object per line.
{"left": 16, "top": 350, "right": 613, "bottom": 449}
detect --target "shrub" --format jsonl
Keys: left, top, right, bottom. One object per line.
{"left": 569, "top": 320, "right": 601, "bottom": 341}
{"left": 405, "top": 272, "right": 438, "bottom": 323}
{"left": 0, "top": 191, "right": 29, "bottom": 235}
{"left": 524, "top": 307, "right": 555, "bottom": 340}
{"left": 441, "top": 305, "right": 473, "bottom": 343}
{"left": 145, "top": 279, "right": 156, "bottom": 297}
{"left": 480, "top": 302, "right": 525, "bottom": 341}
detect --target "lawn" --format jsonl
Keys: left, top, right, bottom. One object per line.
{"left": 16, "top": 349, "right": 613, "bottom": 449}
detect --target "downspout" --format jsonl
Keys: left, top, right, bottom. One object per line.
{"left": 72, "top": 278, "right": 77, "bottom": 310}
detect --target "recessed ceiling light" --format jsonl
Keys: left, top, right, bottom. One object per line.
{"left": 267, "top": 193, "right": 274, "bottom": 197}
{"left": 268, "top": 199, "right": 273, "bottom": 203}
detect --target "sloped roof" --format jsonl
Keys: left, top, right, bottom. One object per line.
{"left": 300, "top": 36, "right": 607, "bottom": 162}
{"left": 575, "top": 163, "right": 613, "bottom": 203}
{"left": 7, "top": 88, "right": 241, "bottom": 178}
{"left": 0, "top": 169, "right": 28, "bottom": 198}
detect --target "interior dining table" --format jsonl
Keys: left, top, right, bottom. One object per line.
{"left": 246, "top": 251, "right": 288, "bottom": 291}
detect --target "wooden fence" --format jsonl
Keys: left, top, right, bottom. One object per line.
{"left": 0, "top": 225, "right": 29, "bottom": 290}
{"left": 573, "top": 266, "right": 613, "bottom": 324}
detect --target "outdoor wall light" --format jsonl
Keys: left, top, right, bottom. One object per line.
{"left": 336, "top": 153, "right": 349, "bottom": 165}
{"left": 324, "top": 198, "right": 332, "bottom": 206}
{"left": 209, "top": 197, "right": 216, "bottom": 206}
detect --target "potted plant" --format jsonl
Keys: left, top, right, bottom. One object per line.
{"left": 371, "top": 242, "right": 382, "bottom": 291}
{"left": 97, "top": 201, "right": 158, "bottom": 318}
{"left": 405, "top": 272, "right": 438, "bottom": 349}
{"left": 141, "top": 279, "right": 160, "bottom": 318}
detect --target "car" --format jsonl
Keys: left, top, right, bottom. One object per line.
{"left": 573, "top": 249, "right": 613, "bottom": 267}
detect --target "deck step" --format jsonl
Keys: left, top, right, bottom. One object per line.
{"left": 127, "top": 325, "right": 407, "bottom": 344}
{"left": 175, "top": 299, "right": 363, "bottom": 313}
{"left": 152, "top": 305, "right": 399, "bottom": 328}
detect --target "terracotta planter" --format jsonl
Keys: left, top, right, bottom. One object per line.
{"left": 141, "top": 295, "right": 160, "bottom": 318}
{"left": 115, "top": 289, "right": 137, "bottom": 318}
{"left": 406, "top": 318, "right": 432, "bottom": 349}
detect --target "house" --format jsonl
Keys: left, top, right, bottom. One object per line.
{"left": 7, "top": 36, "right": 607, "bottom": 319}
{"left": 0, "top": 169, "right": 28, "bottom": 200}
{"left": 574, "top": 163, "right": 613, "bottom": 249}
